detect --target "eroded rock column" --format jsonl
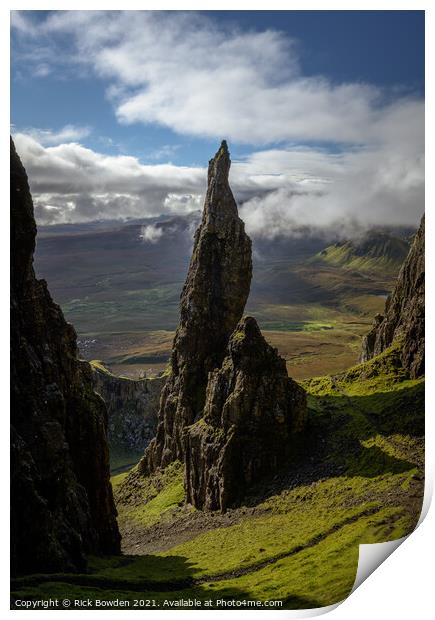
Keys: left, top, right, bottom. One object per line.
{"left": 141, "top": 141, "right": 252, "bottom": 472}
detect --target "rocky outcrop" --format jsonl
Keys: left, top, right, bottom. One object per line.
{"left": 91, "top": 363, "right": 163, "bottom": 452}
{"left": 361, "top": 215, "right": 424, "bottom": 378}
{"left": 10, "top": 138, "right": 120, "bottom": 576}
{"left": 126, "top": 141, "right": 307, "bottom": 512}
{"left": 140, "top": 141, "right": 252, "bottom": 472}
{"left": 184, "top": 317, "right": 307, "bottom": 511}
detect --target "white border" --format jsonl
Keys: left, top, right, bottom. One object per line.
{"left": 2, "top": 2, "right": 433, "bottom": 618}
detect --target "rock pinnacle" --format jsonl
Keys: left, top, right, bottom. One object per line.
{"left": 140, "top": 141, "right": 252, "bottom": 472}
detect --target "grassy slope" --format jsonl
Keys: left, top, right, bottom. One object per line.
{"left": 12, "top": 345, "right": 424, "bottom": 609}
{"left": 109, "top": 448, "right": 144, "bottom": 474}
{"left": 312, "top": 234, "right": 409, "bottom": 275}
{"left": 314, "top": 244, "right": 396, "bottom": 273}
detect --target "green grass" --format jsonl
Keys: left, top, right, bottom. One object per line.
{"left": 11, "top": 500, "right": 412, "bottom": 609}
{"left": 313, "top": 243, "right": 403, "bottom": 274}
{"left": 12, "top": 346, "right": 424, "bottom": 610}
{"left": 158, "top": 501, "right": 387, "bottom": 578}
{"left": 305, "top": 342, "right": 415, "bottom": 395}
{"left": 89, "top": 359, "right": 112, "bottom": 375}
{"left": 115, "top": 461, "right": 185, "bottom": 529}
{"left": 62, "top": 287, "right": 181, "bottom": 332}
{"left": 111, "top": 471, "right": 128, "bottom": 493}
{"left": 258, "top": 321, "right": 334, "bottom": 332}
{"left": 11, "top": 492, "right": 416, "bottom": 609}
{"left": 113, "top": 353, "right": 170, "bottom": 365}
{"left": 200, "top": 508, "right": 410, "bottom": 608}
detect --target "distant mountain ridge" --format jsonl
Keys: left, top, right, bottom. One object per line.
{"left": 314, "top": 230, "right": 411, "bottom": 274}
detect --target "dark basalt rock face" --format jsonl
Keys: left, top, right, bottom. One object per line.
{"left": 91, "top": 364, "right": 163, "bottom": 452}
{"left": 184, "top": 317, "right": 307, "bottom": 511}
{"left": 127, "top": 140, "right": 307, "bottom": 511}
{"left": 361, "top": 215, "right": 425, "bottom": 378}
{"left": 140, "top": 141, "right": 252, "bottom": 473}
{"left": 10, "top": 138, "right": 120, "bottom": 576}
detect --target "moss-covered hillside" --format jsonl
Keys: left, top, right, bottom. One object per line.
{"left": 11, "top": 345, "right": 424, "bottom": 610}
{"left": 314, "top": 232, "right": 410, "bottom": 274}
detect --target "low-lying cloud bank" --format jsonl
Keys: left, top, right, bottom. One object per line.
{"left": 14, "top": 133, "right": 205, "bottom": 224}
{"left": 14, "top": 131, "right": 423, "bottom": 239}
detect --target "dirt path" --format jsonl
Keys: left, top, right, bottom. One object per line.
{"left": 11, "top": 506, "right": 381, "bottom": 593}
{"left": 120, "top": 503, "right": 264, "bottom": 555}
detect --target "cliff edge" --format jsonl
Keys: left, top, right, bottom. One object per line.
{"left": 11, "top": 138, "right": 120, "bottom": 575}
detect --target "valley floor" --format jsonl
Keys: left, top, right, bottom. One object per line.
{"left": 11, "top": 345, "right": 424, "bottom": 610}
{"left": 77, "top": 309, "right": 375, "bottom": 383}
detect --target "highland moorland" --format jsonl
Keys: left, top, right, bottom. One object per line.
{"left": 34, "top": 217, "right": 412, "bottom": 383}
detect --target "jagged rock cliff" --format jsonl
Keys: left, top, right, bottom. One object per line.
{"left": 10, "top": 138, "right": 120, "bottom": 576}
{"left": 126, "top": 141, "right": 307, "bottom": 512}
{"left": 184, "top": 317, "right": 307, "bottom": 511}
{"left": 141, "top": 141, "right": 252, "bottom": 472}
{"left": 91, "top": 362, "right": 162, "bottom": 452}
{"left": 361, "top": 215, "right": 424, "bottom": 378}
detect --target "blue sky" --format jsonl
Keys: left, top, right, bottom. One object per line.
{"left": 12, "top": 10, "right": 424, "bottom": 164}
{"left": 10, "top": 10, "right": 424, "bottom": 235}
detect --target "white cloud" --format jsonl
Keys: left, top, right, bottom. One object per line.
{"left": 12, "top": 11, "right": 424, "bottom": 146}
{"left": 13, "top": 132, "right": 206, "bottom": 224}
{"left": 19, "top": 124, "right": 92, "bottom": 146}
{"left": 236, "top": 136, "right": 424, "bottom": 238}
{"left": 11, "top": 11, "right": 424, "bottom": 236}
{"left": 139, "top": 224, "right": 163, "bottom": 243}
{"left": 13, "top": 131, "right": 423, "bottom": 236}
{"left": 163, "top": 193, "right": 203, "bottom": 214}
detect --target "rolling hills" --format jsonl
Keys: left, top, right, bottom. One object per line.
{"left": 34, "top": 217, "right": 413, "bottom": 382}
{"left": 313, "top": 230, "right": 410, "bottom": 274}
